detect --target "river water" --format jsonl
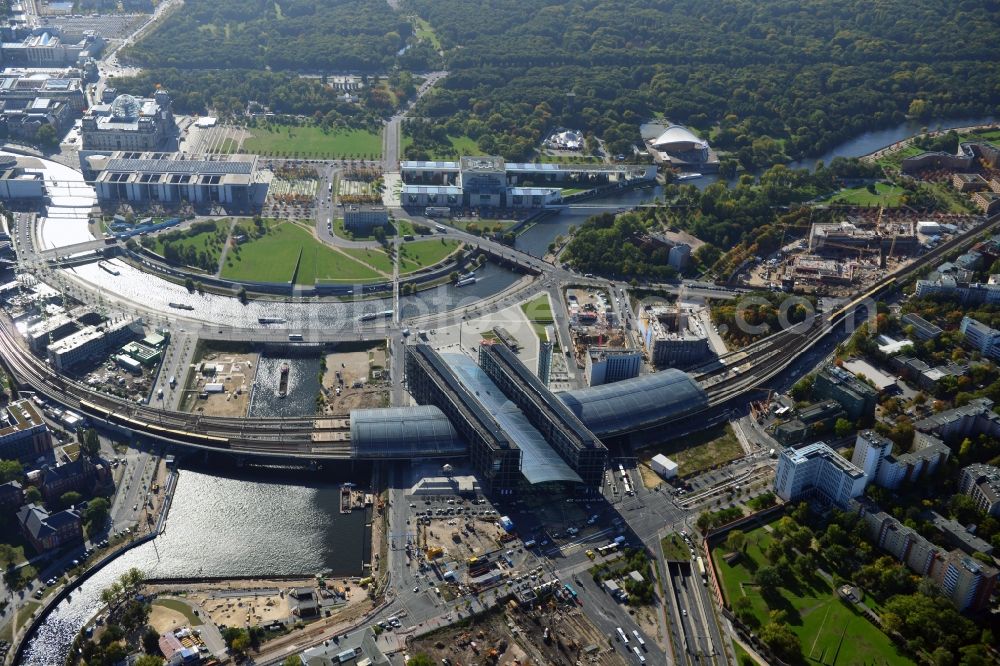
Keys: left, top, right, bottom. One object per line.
{"left": 20, "top": 468, "right": 368, "bottom": 665}
{"left": 248, "top": 356, "right": 322, "bottom": 417}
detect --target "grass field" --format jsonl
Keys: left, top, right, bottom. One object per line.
{"left": 153, "top": 598, "right": 202, "bottom": 625}
{"left": 713, "top": 525, "right": 912, "bottom": 666}
{"left": 642, "top": 423, "right": 743, "bottom": 476}
{"left": 243, "top": 124, "right": 382, "bottom": 158}
{"left": 660, "top": 534, "right": 689, "bottom": 561}
{"left": 521, "top": 295, "right": 555, "bottom": 341}
{"left": 875, "top": 144, "right": 925, "bottom": 169}
{"left": 408, "top": 14, "right": 441, "bottom": 50}
{"left": 828, "top": 182, "right": 906, "bottom": 207}
{"left": 222, "top": 222, "right": 380, "bottom": 284}
{"left": 925, "top": 181, "right": 977, "bottom": 214}
{"left": 151, "top": 218, "right": 230, "bottom": 266}
{"left": 961, "top": 128, "right": 1000, "bottom": 143}
{"left": 340, "top": 246, "right": 394, "bottom": 274}
{"left": 402, "top": 132, "right": 479, "bottom": 159}
{"left": 399, "top": 239, "right": 459, "bottom": 271}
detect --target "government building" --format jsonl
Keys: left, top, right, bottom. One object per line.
{"left": 81, "top": 91, "right": 177, "bottom": 151}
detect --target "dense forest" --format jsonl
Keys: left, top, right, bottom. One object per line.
{"left": 122, "top": 0, "right": 411, "bottom": 71}
{"left": 402, "top": 0, "right": 1000, "bottom": 161}
{"left": 111, "top": 69, "right": 403, "bottom": 128}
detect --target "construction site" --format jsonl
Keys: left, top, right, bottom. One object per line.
{"left": 405, "top": 602, "right": 628, "bottom": 666}
{"left": 747, "top": 207, "right": 981, "bottom": 296}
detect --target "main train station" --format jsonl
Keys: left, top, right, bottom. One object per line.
{"left": 346, "top": 342, "right": 708, "bottom": 496}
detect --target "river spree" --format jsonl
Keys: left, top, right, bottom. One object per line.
{"left": 20, "top": 468, "right": 368, "bottom": 665}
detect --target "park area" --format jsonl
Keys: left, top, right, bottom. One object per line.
{"left": 712, "top": 523, "right": 913, "bottom": 666}
{"left": 828, "top": 182, "right": 906, "bottom": 207}
{"left": 520, "top": 295, "right": 554, "bottom": 340}
{"left": 147, "top": 218, "right": 230, "bottom": 273}
{"left": 221, "top": 221, "right": 382, "bottom": 284}
{"left": 242, "top": 124, "right": 381, "bottom": 159}
{"left": 398, "top": 238, "right": 460, "bottom": 273}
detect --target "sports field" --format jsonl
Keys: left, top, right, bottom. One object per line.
{"left": 712, "top": 525, "right": 913, "bottom": 665}
{"left": 828, "top": 183, "right": 906, "bottom": 207}
{"left": 243, "top": 124, "right": 382, "bottom": 158}
{"left": 221, "top": 222, "right": 381, "bottom": 284}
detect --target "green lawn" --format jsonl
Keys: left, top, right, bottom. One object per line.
{"left": 243, "top": 124, "right": 382, "bottom": 159}
{"left": 660, "top": 534, "right": 689, "bottom": 562}
{"left": 642, "top": 423, "right": 743, "bottom": 476}
{"left": 153, "top": 598, "right": 203, "bottom": 625}
{"left": 401, "top": 132, "right": 479, "bottom": 159}
{"left": 828, "top": 183, "right": 906, "bottom": 207}
{"left": 151, "top": 218, "right": 230, "bottom": 271}
{"left": 408, "top": 14, "right": 441, "bottom": 50}
{"left": 222, "top": 222, "right": 381, "bottom": 284}
{"left": 960, "top": 128, "right": 1000, "bottom": 144}
{"left": 875, "top": 144, "right": 924, "bottom": 170}
{"left": 713, "top": 525, "right": 913, "bottom": 666}
{"left": 521, "top": 295, "right": 555, "bottom": 340}
{"left": 340, "top": 247, "right": 394, "bottom": 274}
{"left": 925, "top": 181, "right": 977, "bottom": 214}
{"left": 398, "top": 239, "right": 460, "bottom": 273}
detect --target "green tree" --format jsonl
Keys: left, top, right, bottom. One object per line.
{"left": 136, "top": 656, "right": 164, "bottom": 666}
{"left": 142, "top": 627, "right": 161, "bottom": 655}
{"left": 81, "top": 429, "right": 101, "bottom": 457}
{"left": 283, "top": 656, "right": 303, "bottom": 666}
{"left": 84, "top": 497, "right": 111, "bottom": 534}
{"left": 0, "top": 458, "right": 22, "bottom": 482}
{"left": 760, "top": 622, "right": 802, "bottom": 662}
{"left": 184, "top": 277, "right": 195, "bottom": 292}
{"left": 724, "top": 529, "right": 746, "bottom": 553}
{"left": 59, "top": 491, "right": 82, "bottom": 508}
{"left": 35, "top": 124, "right": 58, "bottom": 148}
{"left": 754, "top": 566, "right": 781, "bottom": 589}
{"left": 834, "top": 417, "right": 853, "bottom": 438}
{"left": 24, "top": 485, "right": 41, "bottom": 504}
{"left": 406, "top": 656, "right": 435, "bottom": 666}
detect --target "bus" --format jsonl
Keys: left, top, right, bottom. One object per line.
{"left": 564, "top": 582, "right": 579, "bottom": 603}
{"left": 696, "top": 556, "right": 707, "bottom": 584}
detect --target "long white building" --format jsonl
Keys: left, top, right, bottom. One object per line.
{"left": 959, "top": 316, "right": 1000, "bottom": 361}
{"left": 399, "top": 156, "right": 656, "bottom": 210}
{"left": 87, "top": 152, "right": 270, "bottom": 208}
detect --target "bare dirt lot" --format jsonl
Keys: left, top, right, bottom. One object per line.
{"left": 321, "top": 347, "right": 389, "bottom": 412}
{"left": 183, "top": 351, "right": 258, "bottom": 417}
{"left": 407, "top": 604, "right": 627, "bottom": 666}
{"left": 421, "top": 516, "right": 508, "bottom": 564}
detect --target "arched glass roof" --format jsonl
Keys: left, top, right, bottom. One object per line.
{"left": 350, "top": 406, "right": 465, "bottom": 458}
{"left": 558, "top": 369, "right": 708, "bottom": 437}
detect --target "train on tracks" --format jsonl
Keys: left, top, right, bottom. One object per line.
{"left": 78, "top": 399, "right": 230, "bottom": 448}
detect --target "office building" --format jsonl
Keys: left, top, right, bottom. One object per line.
{"left": 343, "top": 205, "right": 388, "bottom": 234}
{"left": 851, "top": 430, "right": 950, "bottom": 490}
{"left": 914, "top": 275, "right": 1000, "bottom": 305}
{"left": 585, "top": 346, "right": 641, "bottom": 386}
{"left": 17, "top": 503, "right": 82, "bottom": 553}
{"left": 809, "top": 220, "right": 919, "bottom": 256}
{"left": 26, "top": 311, "right": 76, "bottom": 352}
{"left": 0, "top": 154, "right": 44, "bottom": 200}
{"left": 1, "top": 27, "right": 104, "bottom": 66}
{"left": 959, "top": 316, "right": 1000, "bottom": 361}
{"left": 959, "top": 463, "right": 1000, "bottom": 517}
{"left": 773, "top": 400, "right": 846, "bottom": 445}
{"left": 901, "top": 141, "right": 1000, "bottom": 174}
{"left": 901, "top": 312, "right": 942, "bottom": 340}
{"left": 774, "top": 441, "right": 868, "bottom": 507}
{"left": 47, "top": 316, "right": 139, "bottom": 371}
{"left": 537, "top": 325, "right": 554, "bottom": 387}
{"left": 924, "top": 511, "right": 993, "bottom": 556}
{"left": 0, "top": 399, "right": 49, "bottom": 461}
{"left": 636, "top": 306, "right": 710, "bottom": 368}
{"left": 88, "top": 151, "right": 270, "bottom": 208}
{"left": 855, "top": 503, "right": 996, "bottom": 611}
{"left": 813, "top": 364, "right": 878, "bottom": 422}
{"left": 400, "top": 156, "right": 656, "bottom": 210}
{"left": 668, "top": 243, "right": 691, "bottom": 271}
{"left": 81, "top": 91, "right": 176, "bottom": 151}
{"left": 915, "top": 398, "right": 1000, "bottom": 441}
